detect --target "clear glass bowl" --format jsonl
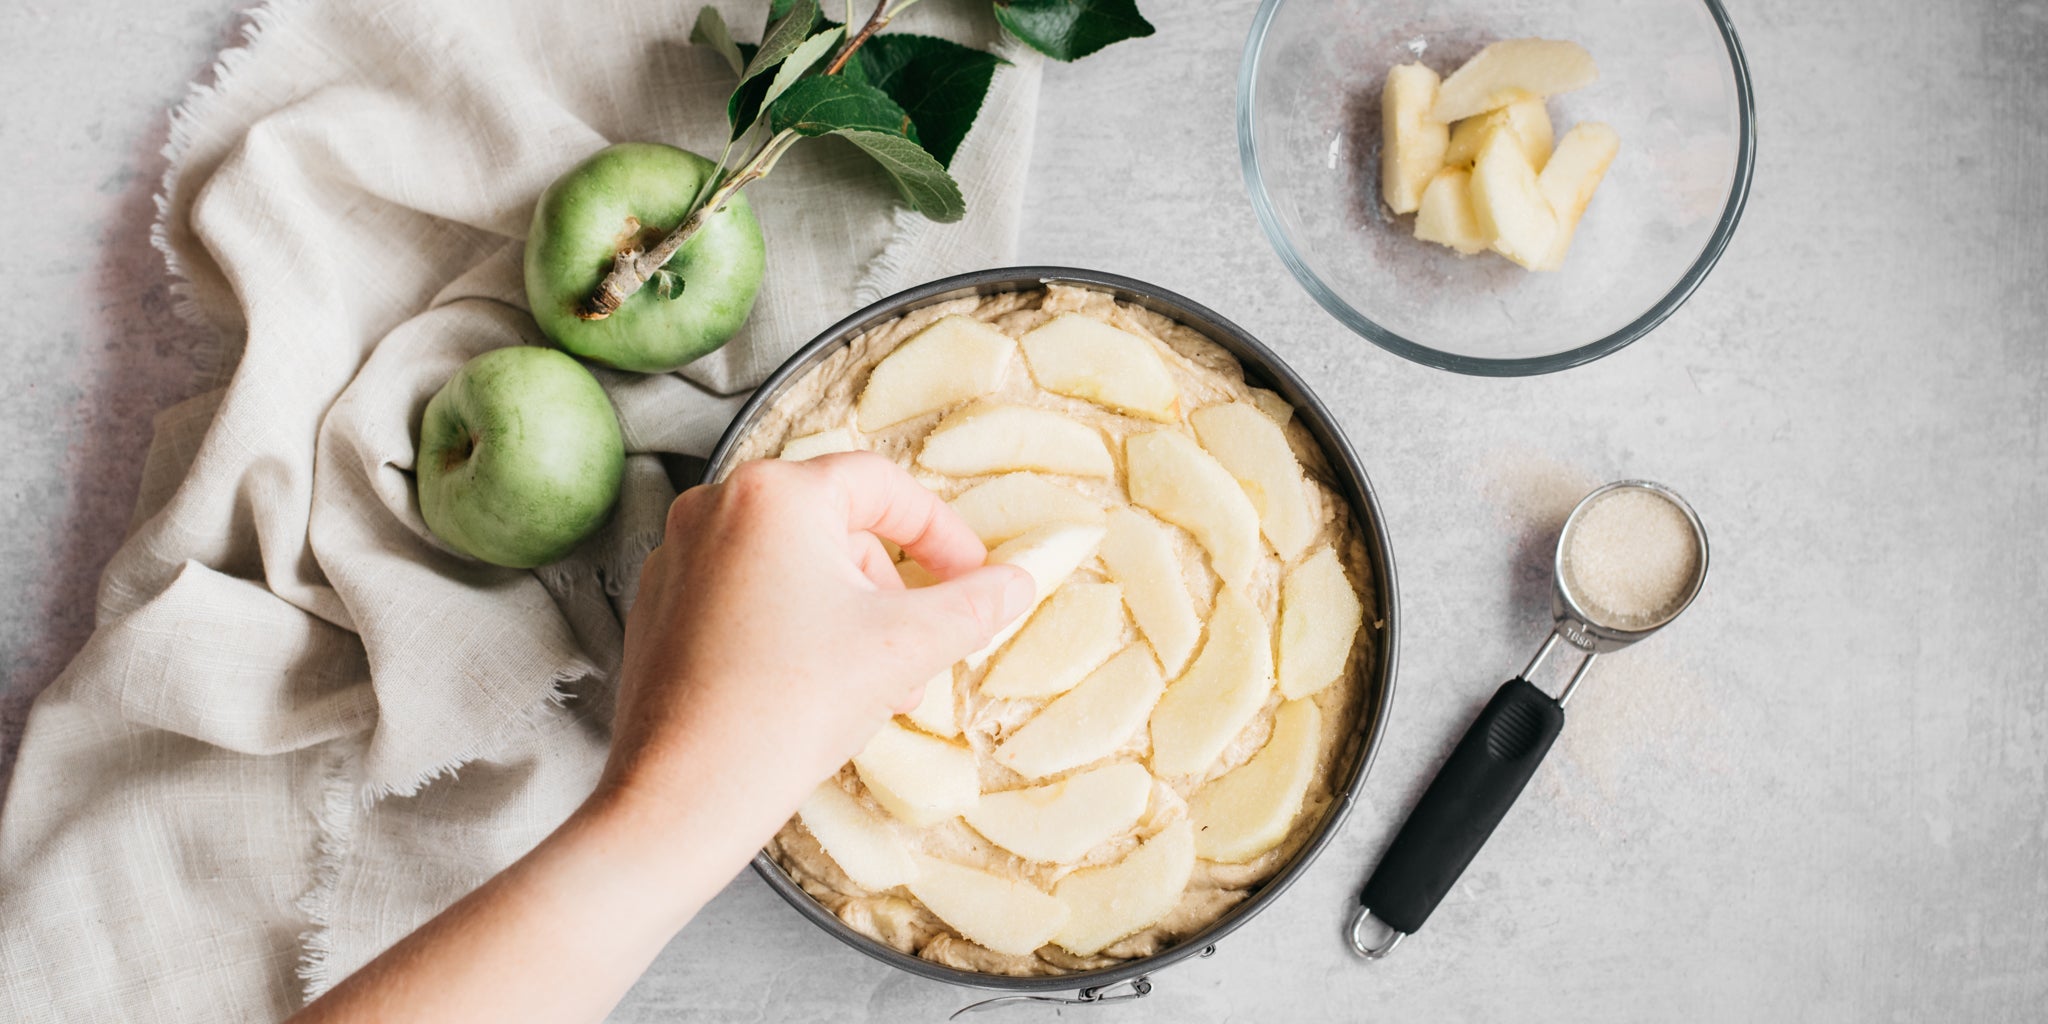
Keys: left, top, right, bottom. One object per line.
{"left": 1238, "top": 0, "right": 1755, "bottom": 375}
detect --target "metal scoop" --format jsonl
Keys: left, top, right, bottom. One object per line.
{"left": 1349, "top": 480, "right": 1710, "bottom": 960}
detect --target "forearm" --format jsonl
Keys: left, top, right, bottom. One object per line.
{"left": 290, "top": 770, "right": 769, "bottom": 1024}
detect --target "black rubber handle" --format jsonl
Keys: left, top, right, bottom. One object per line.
{"left": 1360, "top": 677, "right": 1565, "bottom": 935}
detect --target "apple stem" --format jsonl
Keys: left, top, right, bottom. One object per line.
{"left": 577, "top": 130, "right": 800, "bottom": 321}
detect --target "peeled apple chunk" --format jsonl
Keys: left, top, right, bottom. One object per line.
{"left": 1413, "top": 168, "right": 1490, "bottom": 255}
{"left": 1148, "top": 588, "right": 1276, "bottom": 778}
{"left": 852, "top": 720, "right": 980, "bottom": 827}
{"left": 1535, "top": 122, "right": 1622, "bottom": 270}
{"left": 948, "top": 473, "right": 1105, "bottom": 548}
{"left": 962, "top": 762, "right": 1153, "bottom": 863}
{"left": 1189, "top": 402, "right": 1317, "bottom": 562}
{"left": 1019, "top": 313, "right": 1180, "bottom": 422}
{"left": 1380, "top": 62, "right": 1449, "bottom": 215}
{"left": 1432, "top": 38, "right": 1598, "bottom": 124}
{"left": 1098, "top": 509, "right": 1202, "bottom": 676}
{"left": 1277, "top": 545, "right": 1365, "bottom": 699}
{"left": 1470, "top": 129, "right": 1559, "bottom": 270}
{"left": 1187, "top": 698, "right": 1321, "bottom": 862}
{"left": 856, "top": 315, "right": 1016, "bottom": 431}
{"left": 994, "top": 644, "right": 1166, "bottom": 779}
{"left": 1125, "top": 430, "right": 1263, "bottom": 588}
{"left": 778, "top": 427, "right": 857, "bottom": 461}
{"left": 1051, "top": 819, "right": 1196, "bottom": 956}
{"left": 908, "top": 856, "right": 1070, "bottom": 957}
{"left": 980, "top": 582, "right": 1127, "bottom": 699}
{"left": 917, "top": 404, "right": 1114, "bottom": 479}
{"left": 798, "top": 782, "right": 921, "bottom": 890}
{"left": 965, "top": 523, "right": 1108, "bottom": 668}
{"left": 1444, "top": 97, "right": 1554, "bottom": 170}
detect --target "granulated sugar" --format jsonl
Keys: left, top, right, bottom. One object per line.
{"left": 1562, "top": 488, "right": 1700, "bottom": 629}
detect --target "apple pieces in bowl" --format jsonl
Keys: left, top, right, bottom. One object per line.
{"left": 1381, "top": 38, "right": 1619, "bottom": 270}
{"left": 725, "top": 283, "right": 1379, "bottom": 978}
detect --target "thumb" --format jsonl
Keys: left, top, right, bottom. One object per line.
{"left": 890, "top": 564, "right": 1037, "bottom": 660}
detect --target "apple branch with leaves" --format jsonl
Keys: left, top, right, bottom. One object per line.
{"left": 577, "top": 0, "right": 1153, "bottom": 320}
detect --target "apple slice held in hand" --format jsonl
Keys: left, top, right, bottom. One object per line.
{"left": 904, "top": 666, "right": 960, "bottom": 738}
{"left": 1432, "top": 38, "right": 1598, "bottom": 124}
{"left": 1149, "top": 588, "right": 1276, "bottom": 778}
{"left": 856, "top": 315, "right": 1017, "bottom": 431}
{"left": 962, "top": 762, "right": 1153, "bottom": 863}
{"left": 1018, "top": 313, "right": 1180, "bottom": 421}
{"left": 948, "top": 473, "right": 1105, "bottom": 548}
{"left": 1125, "top": 430, "right": 1264, "bottom": 588}
{"left": 1189, "top": 402, "right": 1317, "bottom": 563}
{"left": 980, "top": 582, "right": 1127, "bottom": 700}
{"left": 917, "top": 404, "right": 1114, "bottom": 479}
{"left": 965, "top": 523, "right": 1108, "bottom": 669}
{"left": 1380, "top": 62, "right": 1449, "bottom": 215}
{"left": 908, "top": 857, "right": 1069, "bottom": 957}
{"left": 1277, "top": 546, "right": 1365, "bottom": 700}
{"left": 1098, "top": 509, "right": 1202, "bottom": 677}
{"left": 1188, "top": 698, "right": 1321, "bottom": 863}
{"left": 778, "top": 427, "right": 857, "bottom": 461}
{"left": 798, "top": 782, "right": 921, "bottom": 890}
{"left": 994, "top": 644, "right": 1166, "bottom": 780}
{"left": 853, "top": 720, "right": 980, "bottom": 828}
{"left": 1051, "top": 818, "right": 1196, "bottom": 957}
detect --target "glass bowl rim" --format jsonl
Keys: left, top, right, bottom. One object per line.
{"left": 1235, "top": 0, "right": 1758, "bottom": 377}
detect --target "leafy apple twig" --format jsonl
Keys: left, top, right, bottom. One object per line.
{"left": 577, "top": 0, "right": 1153, "bottom": 320}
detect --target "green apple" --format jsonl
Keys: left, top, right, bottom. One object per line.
{"left": 417, "top": 346, "right": 625, "bottom": 568}
{"left": 524, "top": 143, "right": 767, "bottom": 373}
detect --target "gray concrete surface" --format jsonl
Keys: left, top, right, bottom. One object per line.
{"left": 5, "top": 0, "right": 2045, "bottom": 1020}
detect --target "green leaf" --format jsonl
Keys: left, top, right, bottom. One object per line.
{"left": 726, "top": 43, "right": 767, "bottom": 138}
{"left": 993, "top": 0, "right": 1155, "bottom": 61}
{"left": 769, "top": 76, "right": 919, "bottom": 142}
{"left": 831, "top": 129, "right": 965, "bottom": 222}
{"left": 690, "top": 7, "right": 745, "bottom": 77}
{"left": 723, "top": 0, "right": 822, "bottom": 138}
{"left": 850, "top": 35, "right": 1006, "bottom": 168}
{"left": 759, "top": 27, "right": 845, "bottom": 114}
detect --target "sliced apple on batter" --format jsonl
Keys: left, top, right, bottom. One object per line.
{"left": 1277, "top": 545, "right": 1366, "bottom": 699}
{"left": 853, "top": 719, "right": 980, "bottom": 827}
{"left": 1444, "top": 97, "right": 1554, "bottom": 170}
{"left": 1189, "top": 402, "right": 1317, "bottom": 563}
{"left": 917, "top": 404, "right": 1114, "bottom": 479}
{"left": 908, "top": 856, "right": 1070, "bottom": 957}
{"left": 1149, "top": 588, "right": 1275, "bottom": 778}
{"left": 855, "top": 315, "right": 1016, "bottom": 431}
{"left": 980, "top": 582, "right": 1127, "bottom": 699}
{"left": 903, "top": 666, "right": 960, "bottom": 738}
{"left": 1187, "top": 698, "right": 1321, "bottom": 862}
{"left": 798, "top": 782, "right": 921, "bottom": 890}
{"left": 962, "top": 762, "right": 1153, "bottom": 863}
{"left": 1381, "top": 62, "right": 1449, "bottom": 215}
{"left": 1125, "top": 430, "right": 1263, "bottom": 588}
{"left": 948, "top": 473, "right": 1105, "bottom": 548}
{"left": 1051, "top": 818, "right": 1196, "bottom": 957}
{"left": 1535, "top": 121, "right": 1621, "bottom": 271}
{"left": 964, "top": 523, "right": 1108, "bottom": 669}
{"left": 1018, "top": 313, "right": 1180, "bottom": 422}
{"left": 1414, "top": 167, "right": 1490, "bottom": 255}
{"left": 994, "top": 644, "right": 1165, "bottom": 780}
{"left": 1470, "top": 129, "right": 1559, "bottom": 270}
{"left": 778, "top": 427, "right": 858, "bottom": 461}
{"left": 1433, "top": 38, "right": 1598, "bottom": 124}
{"left": 1098, "top": 509, "right": 1201, "bottom": 676}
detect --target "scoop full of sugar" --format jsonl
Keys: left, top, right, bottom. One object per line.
{"left": 1561, "top": 488, "right": 1701, "bottom": 629}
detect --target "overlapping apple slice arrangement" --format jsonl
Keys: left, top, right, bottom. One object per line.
{"left": 772, "top": 310, "right": 1367, "bottom": 961}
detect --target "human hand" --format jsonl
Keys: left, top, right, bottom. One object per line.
{"left": 599, "top": 452, "right": 1033, "bottom": 849}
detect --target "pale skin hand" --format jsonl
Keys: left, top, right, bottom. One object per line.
{"left": 290, "top": 453, "right": 1032, "bottom": 1024}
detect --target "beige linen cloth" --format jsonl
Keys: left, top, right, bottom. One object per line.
{"left": 0, "top": 1, "right": 1040, "bottom": 1018}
